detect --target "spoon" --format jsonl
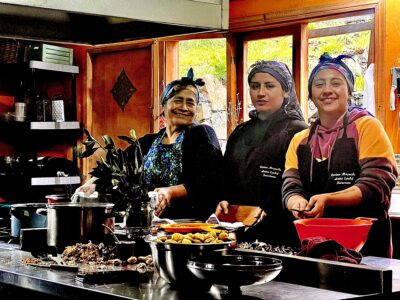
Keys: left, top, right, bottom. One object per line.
{"left": 102, "top": 224, "right": 120, "bottom": 243}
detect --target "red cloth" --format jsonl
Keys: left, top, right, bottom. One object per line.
{"left": 297, "top": 236, "right": 363, "bottom": 264}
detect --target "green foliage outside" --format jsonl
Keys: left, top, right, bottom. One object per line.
{"left": 179, "top": 17, "right": 371, "bottom": 94}
{"left": 247, "top": 36, "right": 293, "bottom": 71}
{"left": 179, "top": 39, "right": 227, "bottom": 81}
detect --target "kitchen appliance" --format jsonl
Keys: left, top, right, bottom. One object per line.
{"left": 25, "top": 43, "right": 73, "bottom": 65}
{"left": 38, "top": 202, "right": 114, "bottom": 253}
{"left": 293, "top": 217, "right": 375, "bottom": 251}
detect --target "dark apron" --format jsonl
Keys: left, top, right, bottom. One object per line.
{"left": 230, "top": 118, "right": 298, "bottom": 246}
{"left": 296, "top": 114, "right": 390, "bottom": 257}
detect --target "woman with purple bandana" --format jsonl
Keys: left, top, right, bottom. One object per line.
{"left": 282, "top": 53, "right": 398, "bottom": 257}
{"left": 215, "top": 60, "right": 307, "bottom": 247}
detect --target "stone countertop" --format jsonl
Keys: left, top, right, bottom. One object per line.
{"left": 0, "top": 242, "right": 399, "bottom": 300}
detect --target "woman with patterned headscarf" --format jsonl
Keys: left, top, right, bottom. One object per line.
{"left": 215, "top": 60, "right": 307, "bottom": 247}
{"left": 79, "top": 69, "right": 224, "bottom": 221}
{"left": 139, "top": 68, "right": 224, "bottom": 220}
{"left": 282, "top": 53, "right": 398, "bottom": 257}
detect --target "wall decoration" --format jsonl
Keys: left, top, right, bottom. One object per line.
{"left": 110, "top": 68, "right": 137, "bottom": 111}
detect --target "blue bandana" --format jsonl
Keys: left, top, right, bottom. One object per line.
{"left": 160, "top": 68, "right": 205, "bottom": 106}
{"left": 308, "top": 53, "right": 355, "bottom": 97}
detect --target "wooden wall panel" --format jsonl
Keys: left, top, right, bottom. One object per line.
{"left": 384, "top": 0, "right": 400, "bottom": 152}
{"left": 84, "top": 43, "right": 154, "bottom": 175}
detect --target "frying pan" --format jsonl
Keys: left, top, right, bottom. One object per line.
{"left": 294, "top": 217, "right": 376, "bottom": 251}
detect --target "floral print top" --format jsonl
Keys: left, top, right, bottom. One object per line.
{"left": 143, "top": 131, "right": 184, "bottom": 190}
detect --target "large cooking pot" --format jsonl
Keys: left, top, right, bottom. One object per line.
{"left": 10, "top": 203, "right": 47, "bottom": 238}
{"left": 38, "top": 202, "right": 114, "bottom": 253}
{"left": 294, "top": 217, "right": 376, "bottom": 251}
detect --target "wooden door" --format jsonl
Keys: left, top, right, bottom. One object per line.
{"left": 84, "top": 42, "right": 156, "bottom": 175}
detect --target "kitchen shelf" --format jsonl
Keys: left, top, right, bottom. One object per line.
{"left": 31, "top": 176, "right": 81, "bottom": 186}
{"left": 30, "top": 121, "right": 80, "bottom": 130}
{"left": 28, "top": 60, "right": 79, "bottom": 74}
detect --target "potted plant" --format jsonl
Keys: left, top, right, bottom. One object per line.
{"left": 79, "top": 129, "right": 151, "bottom": 228}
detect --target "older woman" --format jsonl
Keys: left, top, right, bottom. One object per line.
{"left": 79, "top": 69, "right": 224, "bottom": 221}
{"left": 282, "top": 53, "right": 398, "bottom": 257}
{"left": 215, "top": 60, "right": 307, "bottom": 246}
{"left": 140, "top": 69, "right": 224, "bottom": 220}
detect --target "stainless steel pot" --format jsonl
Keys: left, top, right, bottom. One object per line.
{"left": 10, "top": 203, "right": 47, "bottom": 238}
{"left": 37, "top": 202, "right": 114, "bottom": 253}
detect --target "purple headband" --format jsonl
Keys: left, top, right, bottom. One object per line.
{"left": 308, "top": 53, "right": 355, "bottom": 97}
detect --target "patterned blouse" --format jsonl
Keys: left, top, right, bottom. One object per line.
{"left": 143, "top": 131, "right": 184, "bottom": 190}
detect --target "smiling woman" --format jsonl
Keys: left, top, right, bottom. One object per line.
{"left": 77, "top": 69, "right": 225, "bottom": 222}
{"left": 282, "top": 53, "right": 398, "bottom": 258}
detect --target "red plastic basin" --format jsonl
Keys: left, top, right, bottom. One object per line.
{"left": 293, "top": 217, "right": 375, "bottom": 251}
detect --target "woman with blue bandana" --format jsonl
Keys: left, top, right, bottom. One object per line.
{"left": 215, "top": 60, "right": 307, "bottom": 247}
{"left": 282, "top": 53, "right": 398, "bottom": 257}
{"left": 79, "top": 69, "right": 224, "bottom": 221}
{"left": 139, "top": 68, "right": 224, "bottom": 220}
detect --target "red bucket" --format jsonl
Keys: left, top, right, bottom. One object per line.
{"left": 294, "top": 217, "right": 376, "bottom": 251}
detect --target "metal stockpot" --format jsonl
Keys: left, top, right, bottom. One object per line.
{"left": 37, "top": 202, "right": 114, "bottom": 253}
{"left": 10, "top": 203, "right": 47, "bottom": 238}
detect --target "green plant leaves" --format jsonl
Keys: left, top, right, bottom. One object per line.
{"left": 80, "top": 128, "right": 148, "bottom": 212}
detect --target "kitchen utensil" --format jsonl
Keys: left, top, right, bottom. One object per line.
{"left": 45, "top": 194, "right": 71, "bottom": 203}
{"left": 37, "top": 202, "right": 114, "bottom": 253}
{"left": 14, "top": 102, "right": 26, "bottom": 121}
{"left": 10, "top": 203, "right": 47, "bottom": 238}
{"left": 25, "top": 261, "right": 79, "bottom": 271}
{"left": 115, "top": 240, "right": 136, "bottom": 262}
{"left": 215, "top": 205, "right": 262, "bottom": 226}
{"left": 294, "top": 217, "right": 376, "bottom": 251}
{"left": 290, "top": 208, "right": 312, "bottom": 213}
{"left": 102, "top": 224, "right": 120, "bottom": 243}
{"left": 159, "top": 222, "right": 218, "bottom": 233}
{"left": 51, "top": 98, "right": 65, "bottom": 121}
{"left": 187, "top": 255, "right": 282, "bottom": 295}
{"left": 145, "top": 235, "right": 232, "bottom": 288}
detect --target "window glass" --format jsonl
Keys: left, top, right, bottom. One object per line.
{"left": 179, "top": 39, "right": 227, "bottom": 151}
{"left": 245, "top": 36, "right": 293, "bottom": 120}
{"left": 308, "top": 14, "right": 373, "bottom": 121}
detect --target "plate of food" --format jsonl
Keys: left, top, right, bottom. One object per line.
{"left": 160, "top": 222, "right": 218, "bottom": 233}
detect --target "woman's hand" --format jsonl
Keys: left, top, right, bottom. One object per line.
{"left": 153, "top": 184, "right": 187, "bottom": 217}
{"left": 74, "top": 177, "right": 98, "bottom": 197}
{"left": 154, "top": 187, "right": 172, "bottom": 217}
{"left": 287, "top": 194, "right": 309, "bottom": 219}
{"left": 303, "top": 194, "right": 329, "bottom": 218}
{"left": 215, "top": 200, "right": 230, "bottom": 215}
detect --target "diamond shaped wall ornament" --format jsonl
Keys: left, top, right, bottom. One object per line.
{"left": 110, "top": 68, "right": 137, "bottom": 112}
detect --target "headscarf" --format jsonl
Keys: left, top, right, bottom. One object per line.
{"left": 160, "top": 68, "right": 205, "bottom": 106}
{"left": 308, "top": 53, "right": 355, "bottom": 97}
{"left": 248, "top": 60, "right": 304, "bottom": 121}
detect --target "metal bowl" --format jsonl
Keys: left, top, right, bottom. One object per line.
{"left": 187, "top": 255, "right": 282, "bottom": 294}
{"left": 145, "top": 235, "right": 232, "bottom": 289}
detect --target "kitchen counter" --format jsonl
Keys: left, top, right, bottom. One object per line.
{"left": 0, "top": 242, "right": 400, "bottom": 299}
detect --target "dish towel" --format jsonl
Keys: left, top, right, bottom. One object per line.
{"left": 297, "top": 236, "right": 362, "bottom": 264}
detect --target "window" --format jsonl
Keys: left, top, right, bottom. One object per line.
{"left": 179, "top": 39, "right": 227, "bottom": 151}
{"left": 245, "top": 35, "right": 293, "bottom": 120}
{"left": 307, "top": 13, "right": 374, "bottom": 121}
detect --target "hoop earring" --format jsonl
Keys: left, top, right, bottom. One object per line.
{"left": 308, "top": 99, "right": 316, "bottom": 110}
